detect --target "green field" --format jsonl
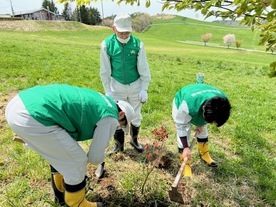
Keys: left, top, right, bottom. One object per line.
{"left": 0, "top": 16, "right": 275, "bottom": 207}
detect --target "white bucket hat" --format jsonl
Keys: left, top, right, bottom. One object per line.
{"left": 117, "top": 100, "right": 134, "bottom": 134}
{"left": 113, "top": 13, "right": 132, "bottom": 32}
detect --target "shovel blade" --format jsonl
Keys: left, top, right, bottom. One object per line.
{"left": 168, "top": 188, "right": 184, "bottom": 204}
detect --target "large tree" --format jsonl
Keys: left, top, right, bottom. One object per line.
{"left": 42, "top": 0, "right": 59, "bottom": 14}
{"left": 62, "top": 2, "right": 73, "bottom": 20}
{"left": 57, "top": 0, "right": 275, "bottom": 70}
{"left": 71, "top": 6, "right": 102, "bottom": 25}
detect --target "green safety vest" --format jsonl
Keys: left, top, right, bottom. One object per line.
{"left": 174, "top": 84, "right": 227, "bottom": 126}
{"left": 105, "top": 34, "right": 140, "bottom": 84}
{"left": 19, "top": 84, "right": 118, "bottom": 141}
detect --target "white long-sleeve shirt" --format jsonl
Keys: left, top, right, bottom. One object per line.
{"left": 88, "top": 117, "right": 118, "bottom": 164}
{"left": 100, "top": 39, "right": 151, "bottom": 93}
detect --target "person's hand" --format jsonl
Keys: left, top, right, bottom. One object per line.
{"left": 139, "top": 90, "right": 148, "bottom": 103}
{"left": 105, "top": 92, "right": 113, "bottom": 98}
{"left": 183, "top": 147, "right": 191, "bottom": 160}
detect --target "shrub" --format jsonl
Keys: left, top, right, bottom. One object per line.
{"left": 201, "top": 33, "right": 212, "bottom": 46}
{"left": 236, "top": 40, "right": 242, "bottom": 49}
{"left": 223, "top": 34, "right": 236, "bottom": 48}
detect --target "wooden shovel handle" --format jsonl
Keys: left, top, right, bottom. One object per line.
{"left": 171, "top": 157, "right": 188, "bottom": 188}
{"left": 171, "top": 138, "right": 197, "bottom": 188}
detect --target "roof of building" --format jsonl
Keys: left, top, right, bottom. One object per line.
{"left": 14, "top": 8, "right": 56, "bottom": 15}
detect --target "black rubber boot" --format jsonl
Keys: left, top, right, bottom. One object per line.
{"left": 130, "top": 124, "right": 144, "bottom": 153}
{"left": 50, "top": 165, "right": 65, "bottom": 206}
{"left": 110, "top": 129, "right": 125, "bottom": 154}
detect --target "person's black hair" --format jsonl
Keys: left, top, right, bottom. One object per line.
{"left": 203, "top": 96, "right": 231, "bottom": 127}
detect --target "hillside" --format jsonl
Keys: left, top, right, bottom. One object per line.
{"left": 0, "top": 20, "right": 107, "bottom": 31}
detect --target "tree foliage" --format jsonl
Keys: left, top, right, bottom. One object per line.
{"left": 42, "top": 0, "right": 59, "bottom": 14}
{"left": 62, "top": 2, "right": 73, "bottom": 20}
{"left": 71, "top": 5, "right": 102, "bottom": 25}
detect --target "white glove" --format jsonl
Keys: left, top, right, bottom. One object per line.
{"left": 139, "top": 90, "right": 148, "bottom": 103}
{"left": 105, "top": 92, "right": 113, "bottom": 98}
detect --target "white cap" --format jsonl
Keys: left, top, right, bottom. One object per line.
{"left": 114, "top": 13, "right": 132, "bottom": 32}
{"left": 117, "top": 100, "right": 134, "bottom": 123}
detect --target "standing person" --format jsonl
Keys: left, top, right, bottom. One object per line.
{"left": 5, "top": 84, "right": 134, "bottom": 207}
{"left": 172, "top": 81, "right": 231, "bottom": 178}
{"left": 100, "top": 13, "right": 151, "bottom": 154}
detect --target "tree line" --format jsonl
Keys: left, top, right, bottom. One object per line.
{"left": 42, "top": 0, "right": 102, "bottom": 25}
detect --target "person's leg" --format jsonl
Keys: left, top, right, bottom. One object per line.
{"left": 50, "top": 165, "right": 65, "bottom": 205}
{"left": 110, "top": 128, "right": 125, "bottom": 153}
{"left": 127, "top": 80, "right": 144, "bottom": 152}
{"left": 109, "top": 79, "right": 128, "bottom": 153}
{"left": 196, "top": 125, "right": 218, "bottom": 167}
{"left": 64, "top": 178, "right": 103, "bottom": 207}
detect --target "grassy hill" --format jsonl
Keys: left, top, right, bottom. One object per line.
{"left": 0, "top": 16, "right": 275, "bottom": 207}
{"left": 0, "top": 20, "right": 107, "bottom": 31}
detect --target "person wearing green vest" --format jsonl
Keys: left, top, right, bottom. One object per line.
{"left": 5, "top": 84, "right": 134, "bottom": 207}
{"left": 172, "top": 81, "right": 231, "bottom": 178}
{"left": 100, "top": 13, "right": 151, "bottom": 154}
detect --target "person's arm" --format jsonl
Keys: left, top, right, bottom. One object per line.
{"left": 87, "top": 117, "right": 118, "bottom": 164}
{"left": 100, "top": 41, "right": 112, "bottom": 94}
{"left": 173, "top": 101, "right": 191, "bottom": 140}
{"left": 137, "top": 42, "right": 151, "bottom": 91}
{"left": 173, "top": 101, "right": 193, "bottom": 159}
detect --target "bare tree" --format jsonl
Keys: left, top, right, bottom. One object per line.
{"left": 132, "top": 13, "right": 151, "bottom": 33}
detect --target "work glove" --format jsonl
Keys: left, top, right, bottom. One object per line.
{"left": 139, "top": 90, "right": 148, "bottom": 103}
{"left": 105, "top": 91, "right": 113, "bottom": 98}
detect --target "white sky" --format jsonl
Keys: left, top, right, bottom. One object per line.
{"left": 0, "top": 0, "right": 218, "bottom": 22}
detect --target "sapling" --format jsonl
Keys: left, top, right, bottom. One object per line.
{"left": 141, "top": 126, "right": 168, "bottom": 195}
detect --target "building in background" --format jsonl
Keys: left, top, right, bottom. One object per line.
{"left": 13, "top": 8, "right": 58, "bottom": 20}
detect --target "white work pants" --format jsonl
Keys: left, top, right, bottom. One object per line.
{"left": 5, "top": 95, "right": 87, "bottom": 185}
{"left": 111, "top": 78, "right": 143, "bottom": 127}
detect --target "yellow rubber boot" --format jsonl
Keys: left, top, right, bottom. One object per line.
{"left": 197, "top": 141, "right": 218, "bottom": 167}
{"left": 64, "top": 180, "right": 103, "bottom": 207}
{"left": 50, "top": 166, "right": 65, "bottom": 205}
{"left": 179, "top": 154, "right": 192, "bottom": 178}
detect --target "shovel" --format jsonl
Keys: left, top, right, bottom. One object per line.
{"left": 169, "top": 138, "right": 196, "bottom": 204}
